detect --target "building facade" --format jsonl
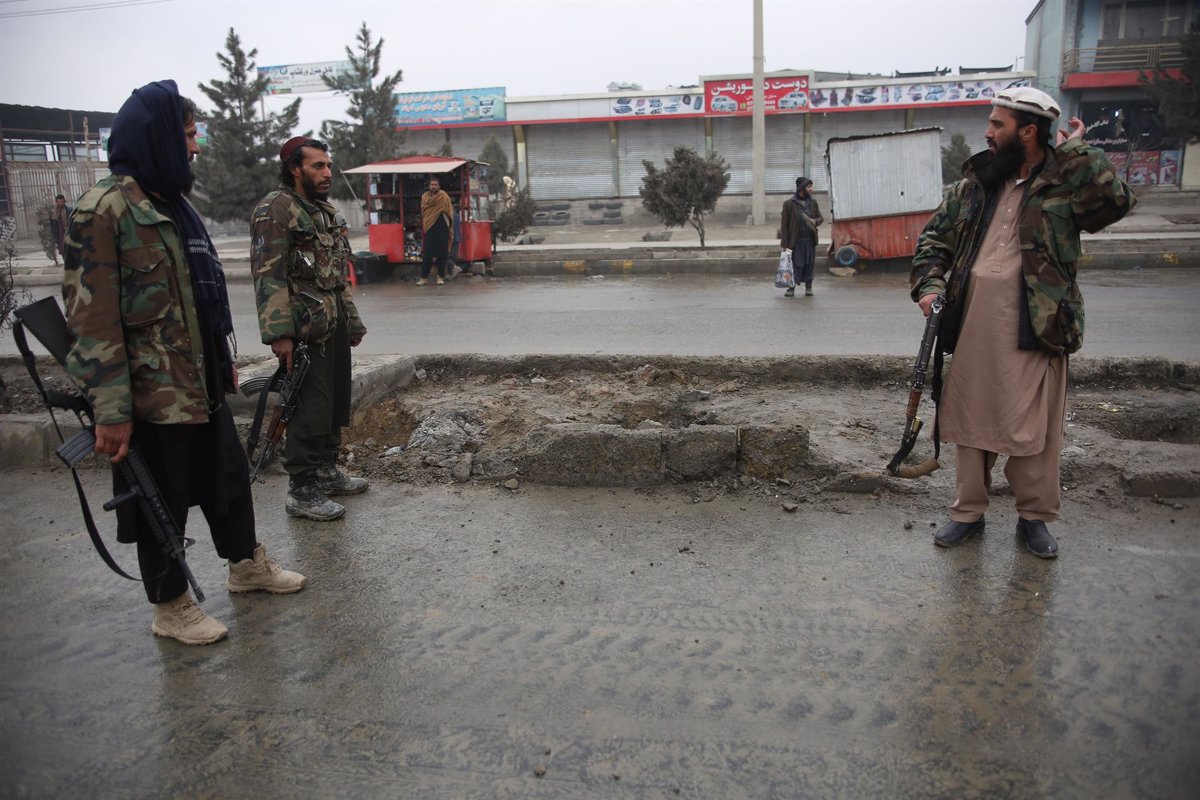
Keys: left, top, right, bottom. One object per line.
{"left": 394, "top": 70, "right": 1034, "bottom": 201}
{"left": 1026, "top": 0, "right": 1197, "bottom": 187}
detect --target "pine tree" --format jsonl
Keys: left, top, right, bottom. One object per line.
{"left": 320, "top": 22, "right": 405, "bottom": 199}
{"left": 640, "top": 147, "right": 730, "bottom": 248}
{"left": 479, "top": 135, "right": 512, "bottom": 197}
{"left": 1142, "top": 22, "right": 1200, "bottom": 144}
{"left": 193, "top": 28, "right": 301, "bottom": 222}
{"left": 941, "top": 133, "right": 973, "bottom": 184}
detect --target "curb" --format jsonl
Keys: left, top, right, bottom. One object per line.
{"left": 4, "top": 355, "right": 1197, "bottom": 497}
{"left": 10, "top": 242, "right": 1200, "bottom": 287}
{"left": 0, "top": 354, "right": 416, "bottom": 468}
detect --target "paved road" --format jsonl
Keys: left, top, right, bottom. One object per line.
{"left": 1, "top": 471, "right": 1197, "bottom": 797}
{"left": 8, "top": 268, "right": 1199, "bottom": 361}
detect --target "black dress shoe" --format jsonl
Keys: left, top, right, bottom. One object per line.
{"left": 933, "top": 517, "right": 985, "bottom": 548}
{"left": 1017, "top": 518, "right": 1059, "bottom": 559}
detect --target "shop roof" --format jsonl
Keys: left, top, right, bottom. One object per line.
{"left": 343, "top": 155, "right": 484, "bottom": 174}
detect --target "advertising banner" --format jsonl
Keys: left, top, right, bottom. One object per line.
{"left": 1127, "top": 151, "right": 1160, "bottom": 185}
{"left": 806, "top": 77, "right": 1031, "bottom": 111}
{"left": 394, "top": 87, "right": 507, "bottom": 126}
{"left": 1159, "top": 150, "right": 1180, "bottom": 186}
{"left": 258, "top": 61, "right": 353, "bottom": 95}
{"left": 703, "top": 76, "right": 810, "bottom": 116}
{"left": 609, "top": 94, "right": 706, "bottom": 117}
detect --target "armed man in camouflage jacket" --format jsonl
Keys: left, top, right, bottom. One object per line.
{"left": 251, "top": 137, "right": 369, "bottom": 521}
{"left": 63, "top": 80, "right": 305, "bottom": 646}
{"left": 910, "top": 87, "right": 1135, "bottom": 559}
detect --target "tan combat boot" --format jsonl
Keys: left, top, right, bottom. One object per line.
{"left": 227, "top": 544, "right": 307, "bottom": 594}
{"left": 151, "top": 592, "right": 228, "bottom": 645}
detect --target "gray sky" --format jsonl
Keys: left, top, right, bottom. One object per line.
{"left": 1, "top": 0, "right": 1033, "bottom": 136}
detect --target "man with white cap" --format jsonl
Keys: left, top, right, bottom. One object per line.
{"left": 908, "top": 86, "right": 1135, "bottom": 558}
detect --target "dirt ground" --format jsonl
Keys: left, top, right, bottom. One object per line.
{"left": 5, "top": 355, "right": 1197, "bottom": 513}
{"left": 334, "top": 357, "right": 1200, "bottom": 511}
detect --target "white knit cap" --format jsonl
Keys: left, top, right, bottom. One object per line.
{"left": 992, "top": 87, "right": 1061, "bottom": 120}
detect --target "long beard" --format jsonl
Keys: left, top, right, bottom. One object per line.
{"left": 181, "top": 166, "right": 195, "bottom": 196}
{"left": 974, "top": 139, "right": 1026, "bottom": 191}
{"left": 302, "top": 173, "right": 329, "bottom": 202}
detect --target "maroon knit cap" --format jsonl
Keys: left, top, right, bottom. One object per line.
{"left": 279, "top": 136, "right": 307, "bottom": 162}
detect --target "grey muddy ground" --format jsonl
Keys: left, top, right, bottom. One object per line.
{"left": 2, "top": 267, "right": 1199, "bottom": 796}
{"left": 1, "top": 462, "right": 1198, "bottom": 798}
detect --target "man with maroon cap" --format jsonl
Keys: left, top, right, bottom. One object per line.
{"left": 250, "top": 137, "right": 369, "bottom": 521}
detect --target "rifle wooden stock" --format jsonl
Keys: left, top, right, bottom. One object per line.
{"left": 886, "top": 294, "right": 945, "bottom": 479}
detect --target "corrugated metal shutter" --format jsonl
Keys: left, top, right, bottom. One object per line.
{"left": 826, "top": 130, "right": 943, "bottom": 219}
{"left": 913, "top": 106, "right": 987, "bottom": 151}
{"left": 711, "top": 116, "right": 807, "bottom": 195}
{"left": 765, "top": 114, "right": 807, "bottom": 193}
{"left": 808, "top": 110, "right": 906, "bottom": 193}
{"left": 617, "top": 119, "right": 706, "bottom": 196}
{"left": 528, "top": 123, "right": 613, "bottom": 200}
{"left": 711, "top": 117, "right": 752, "bottom": 193}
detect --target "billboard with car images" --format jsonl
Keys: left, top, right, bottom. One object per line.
{"left": 807, "top": 77, "right": 1030, "bottom": 112}
{"left": 703, "top": 76, "right": 810, "bottom": 116}
{"left": 609, "top": 94, "right": 706, "bottom": 117}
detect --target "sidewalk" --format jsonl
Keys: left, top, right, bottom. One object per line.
{"left": 6, "top": 191, "right": 1198, "bottom": 285}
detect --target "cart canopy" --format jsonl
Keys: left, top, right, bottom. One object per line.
{"left": 343, "top": 155, "right": 486, "bottom": 175}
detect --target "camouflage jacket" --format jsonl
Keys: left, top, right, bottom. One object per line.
{"left": 910, "top": 138, "right": 1135, "bottom": 355}
{"left": 62, "top": 175, "right": 214, "bottom": 425}
{"left": 250, "top": 188, "right": 366, "bottom": 346}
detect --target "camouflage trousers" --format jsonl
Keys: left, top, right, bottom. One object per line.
{"left": 284, "top": 295, "right": 352, "bottom": 476}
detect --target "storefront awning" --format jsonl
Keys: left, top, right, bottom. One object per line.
{"left": 343, "top": 156, "right": 477, "bottom": 175}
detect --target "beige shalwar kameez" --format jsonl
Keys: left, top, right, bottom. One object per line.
{"left": 938, "top": 177, "right": 1069, "bottom": 523}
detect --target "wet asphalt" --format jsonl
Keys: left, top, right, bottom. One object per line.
{"left": 1, "top": 466, "right": 1197, "bottom": 798}
{"left": 4, "top": 268, "right": 1200, "bottom": 361}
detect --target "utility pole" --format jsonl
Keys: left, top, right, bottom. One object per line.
{"left": 751, "top": 0, "right": 765, "bottom": 226}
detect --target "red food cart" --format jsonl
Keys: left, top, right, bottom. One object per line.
{"left": 344, "top": 155, "right": 494, "bottom": 276}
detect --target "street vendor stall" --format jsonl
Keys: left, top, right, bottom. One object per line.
{"left": 823, "top": 128, "right": 943, "bottom": 269}
{"left": 344, "top": 155, "right": 493, "bottom": 275}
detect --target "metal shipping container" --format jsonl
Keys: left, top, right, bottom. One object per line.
{"left": 824, "top": 128, "right": 943, "bottom": 268}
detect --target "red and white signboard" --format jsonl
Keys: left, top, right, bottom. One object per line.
{"left": 703, "top": 76, "right": 811, "bottom": 116}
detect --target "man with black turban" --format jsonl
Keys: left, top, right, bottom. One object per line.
{"left": 62, "top": 80, "right": 306, "bottom": 645}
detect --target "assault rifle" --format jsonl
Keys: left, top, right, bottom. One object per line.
{"left": 241, "top": 342, "right": 310, "bottom": 483}
{"left": 886, "top": 293, "right": 944, "bottom": 479}
{"left": 12, "top": 297, "right": 204, "bottom": 601}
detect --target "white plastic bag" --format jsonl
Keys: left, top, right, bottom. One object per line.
{"left": 774, "top": 249, "right": 795, "bottom": 289}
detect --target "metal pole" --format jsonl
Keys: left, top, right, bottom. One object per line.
{"left": 751, "top": 0, "right": 766, "bottom": 226}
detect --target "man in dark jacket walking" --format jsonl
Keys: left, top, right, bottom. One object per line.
{"left": 779, "top": 176, "right": 824, "bottom": 297}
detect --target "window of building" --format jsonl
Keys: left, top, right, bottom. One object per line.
{"left": 1100, "top": 1, "right": 1195, "bottom": 41}
{"left": 53, "top": 142, "right": 101, "bottom": 161}
{"left": 3, "top": 142, "right": 50, "bottom": 162}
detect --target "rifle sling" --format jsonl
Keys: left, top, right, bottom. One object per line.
{"left": 12, "top": 320, "right": 140, "bottom": 583}
{"left": 71, "top": 467, "right": 141, "bottom": 582}
{"left": 245, "top": 367, "right": 285, "bottom": 460}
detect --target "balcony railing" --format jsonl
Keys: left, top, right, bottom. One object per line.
{"left": 1063, "top": 42, "right": 1185, "bottom": 73}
